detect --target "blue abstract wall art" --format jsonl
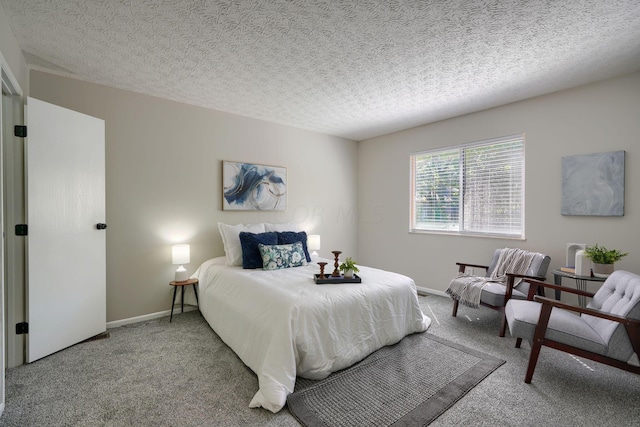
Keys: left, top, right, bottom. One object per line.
{"left": 561, "top": 150, "right": 625, "bottom": 216}
{"left": 222, "top": 161, "right": 287, "bottom": 211}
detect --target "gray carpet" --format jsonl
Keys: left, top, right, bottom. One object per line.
{"left": 287, "top": 333, "right": 504, "bottom": 427}
{"left": 1, "top": 294, "right": 639, "bottom": 426}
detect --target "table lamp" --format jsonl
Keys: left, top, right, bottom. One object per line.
{"left": 308, "top": 234, "right": 320, "bottom": 258}
{"left": 172, "top": 244, "right": 190, "bottom": 282}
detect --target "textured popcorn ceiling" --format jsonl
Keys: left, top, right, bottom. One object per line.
{"left": 3, "top": 0, "right": 640, "bottom": 140}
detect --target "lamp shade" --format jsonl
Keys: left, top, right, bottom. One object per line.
{"left": 172, "top": 244, "right": 190, "bottom": 265}
{"left": 307, "top": 235, "right": 321, "bottom": 251}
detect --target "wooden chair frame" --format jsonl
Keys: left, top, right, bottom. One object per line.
{"left": 452, "top": 262, "right": 545, "bottom": 337}
{"left": 516, "top": 278, "right": 640, "bottom": 383}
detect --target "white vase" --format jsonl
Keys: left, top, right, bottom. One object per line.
{"left": 343, "top": 269, "right": 354, "bottom": 279}
{"left": 575, "top": 250, "right": 591, "bottom": 276}
{"left": 592, "top": 262, "right": 614, "bottom": 278}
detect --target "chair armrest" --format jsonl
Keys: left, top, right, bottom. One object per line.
{"left": 533, "top": 295, "right": 640, "bottom": 327}
{"left": 456, "top": 262, "right": 489, "bottom": 275}
{"left": 501, "top": 272, "right": 538, "bottom": 303}
{"left": 531, "top": 295, "right": 640, "bottom": 362}
{"left": 523, "top": 278, "right": 595, "bottom": 300}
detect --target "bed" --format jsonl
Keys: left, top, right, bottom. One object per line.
{"left": 191, "top": 256, "right": 431, "bottom": 413}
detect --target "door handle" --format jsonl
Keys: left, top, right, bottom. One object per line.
{"left": 96, "top": 223, "right": 107, "bottom": 230}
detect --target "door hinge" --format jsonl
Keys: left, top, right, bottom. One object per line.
{"left": 14, "top": 125, "right": 27, "bottom": 138}
{"left": 15, "top": 224, "right": 28, "bottom": 236}
{"left": 16, "top": 322, "right": 28, "bottom": 334}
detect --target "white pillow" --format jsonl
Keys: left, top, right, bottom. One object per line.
{"left": 264, "top": 222, "right": 299, "bottom": 232}
{"left": 218, "top": 223, "right": 266, "bottom": 266}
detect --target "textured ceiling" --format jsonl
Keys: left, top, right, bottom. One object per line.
{"left": 3, "top": 0, "right": 640, "bottom": 141}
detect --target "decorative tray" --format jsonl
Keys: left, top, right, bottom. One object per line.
{"left": 314, "top": 274, "right": 362, "bottom": 284}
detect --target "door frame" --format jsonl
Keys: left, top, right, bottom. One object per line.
{"left": 1, "top": 52, "right": 25, "bottom": 416}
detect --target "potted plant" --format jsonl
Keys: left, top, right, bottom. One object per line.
{"left": 584, "top": 244, "right": 628, "bottom": 278}
{"left": 339, "top": 257, "right": 360, "bottom": 279}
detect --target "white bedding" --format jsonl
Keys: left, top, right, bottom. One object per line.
{"left": 192, "top": 257, "right": 431, "bottom": 413}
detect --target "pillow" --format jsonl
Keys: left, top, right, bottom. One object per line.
{"left": 218, "top": 223, "right": 266, "bottom": 266}
{"left": 259, "top": 241, "right": 307, "bottom": 270}
{"left": 239, "top": 231, "right": 278, "bottom": 269}
{"left": 264, "top": 222, "right": 299, "bottom": 232}
{"left": 277, "top": 231, "right": 311, "bottom": 262}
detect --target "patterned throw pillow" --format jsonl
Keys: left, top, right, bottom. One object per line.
{"left": 259, "top": 241, "right": 308, "bottom": 270}
{"left": 277, "top": 231, "right": 311, "bottom": 262}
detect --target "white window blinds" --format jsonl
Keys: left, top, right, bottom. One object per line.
{"left": 411, "top": 134, "right": 525, "bottom": 238}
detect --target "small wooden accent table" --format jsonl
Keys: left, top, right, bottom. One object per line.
{"left": 169, "top": 278, "right": 199, "bottom": 322}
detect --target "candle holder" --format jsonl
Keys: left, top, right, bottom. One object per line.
{"left": 331, "top": 251, "right": 342, "bottom": 277}
{"left": 317, "top": 262, "right": 328, "bottom": 279}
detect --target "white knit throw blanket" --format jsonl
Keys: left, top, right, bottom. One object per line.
{"left": 446, "top": 248, "right": 537, "bottom": 308}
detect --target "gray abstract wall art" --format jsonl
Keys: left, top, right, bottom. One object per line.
{"left": 561, "top": 150, "right": 625, "bottom": 216}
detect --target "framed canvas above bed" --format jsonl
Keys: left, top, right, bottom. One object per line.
{"left": 222, "top": 160, "right": 287, "bottom": 211}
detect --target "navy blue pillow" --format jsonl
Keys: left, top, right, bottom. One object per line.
{"left": 277, "top": 231, "right": 311, "bottom": 262}
{"left": 239, "top": 231, "right": 278, "bottom": 269}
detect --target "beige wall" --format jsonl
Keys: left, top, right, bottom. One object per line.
{"left": 29, "top": 70, "right": 640, "bottom": 321}
{"left": 358, "top": 72, "right": 640, "bottom": 299}
{"left": 30, "top": 71, "right": 358, "bottom": 322}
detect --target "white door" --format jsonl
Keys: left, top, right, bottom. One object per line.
{"left": 25, "top": 97, "right": 106, "bottom": 363}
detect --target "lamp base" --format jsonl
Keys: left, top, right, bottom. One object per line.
{"left": 175, "top": 265, "right": 188, "bottom": 282}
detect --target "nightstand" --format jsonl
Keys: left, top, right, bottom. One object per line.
{"left": 169, "top": 278, "right": 199, "bottom": 322}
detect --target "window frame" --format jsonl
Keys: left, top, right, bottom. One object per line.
{"left": 410, "top": 134, "right": 525, "bottom": 239}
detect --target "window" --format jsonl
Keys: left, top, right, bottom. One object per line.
{"left": 411, "top": 134, "right": 524, "bottom": 238}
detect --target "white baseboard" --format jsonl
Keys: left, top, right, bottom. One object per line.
{"left": 416, "top": 286, "right": 448, "bottom": 298}
{"left": 106, "top": 305, "right": 198, "bottom": 329}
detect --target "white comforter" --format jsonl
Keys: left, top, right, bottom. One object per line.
{"left": 192, "top": 257, "right": 431, "bottom": 413}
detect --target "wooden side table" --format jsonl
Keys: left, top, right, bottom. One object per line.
{"left": 169, "top": 278, "right": 199, "bottom": 322}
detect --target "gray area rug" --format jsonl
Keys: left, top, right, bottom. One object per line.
{"left": 287, "top": 332, "right": 505, "bottom": 427}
